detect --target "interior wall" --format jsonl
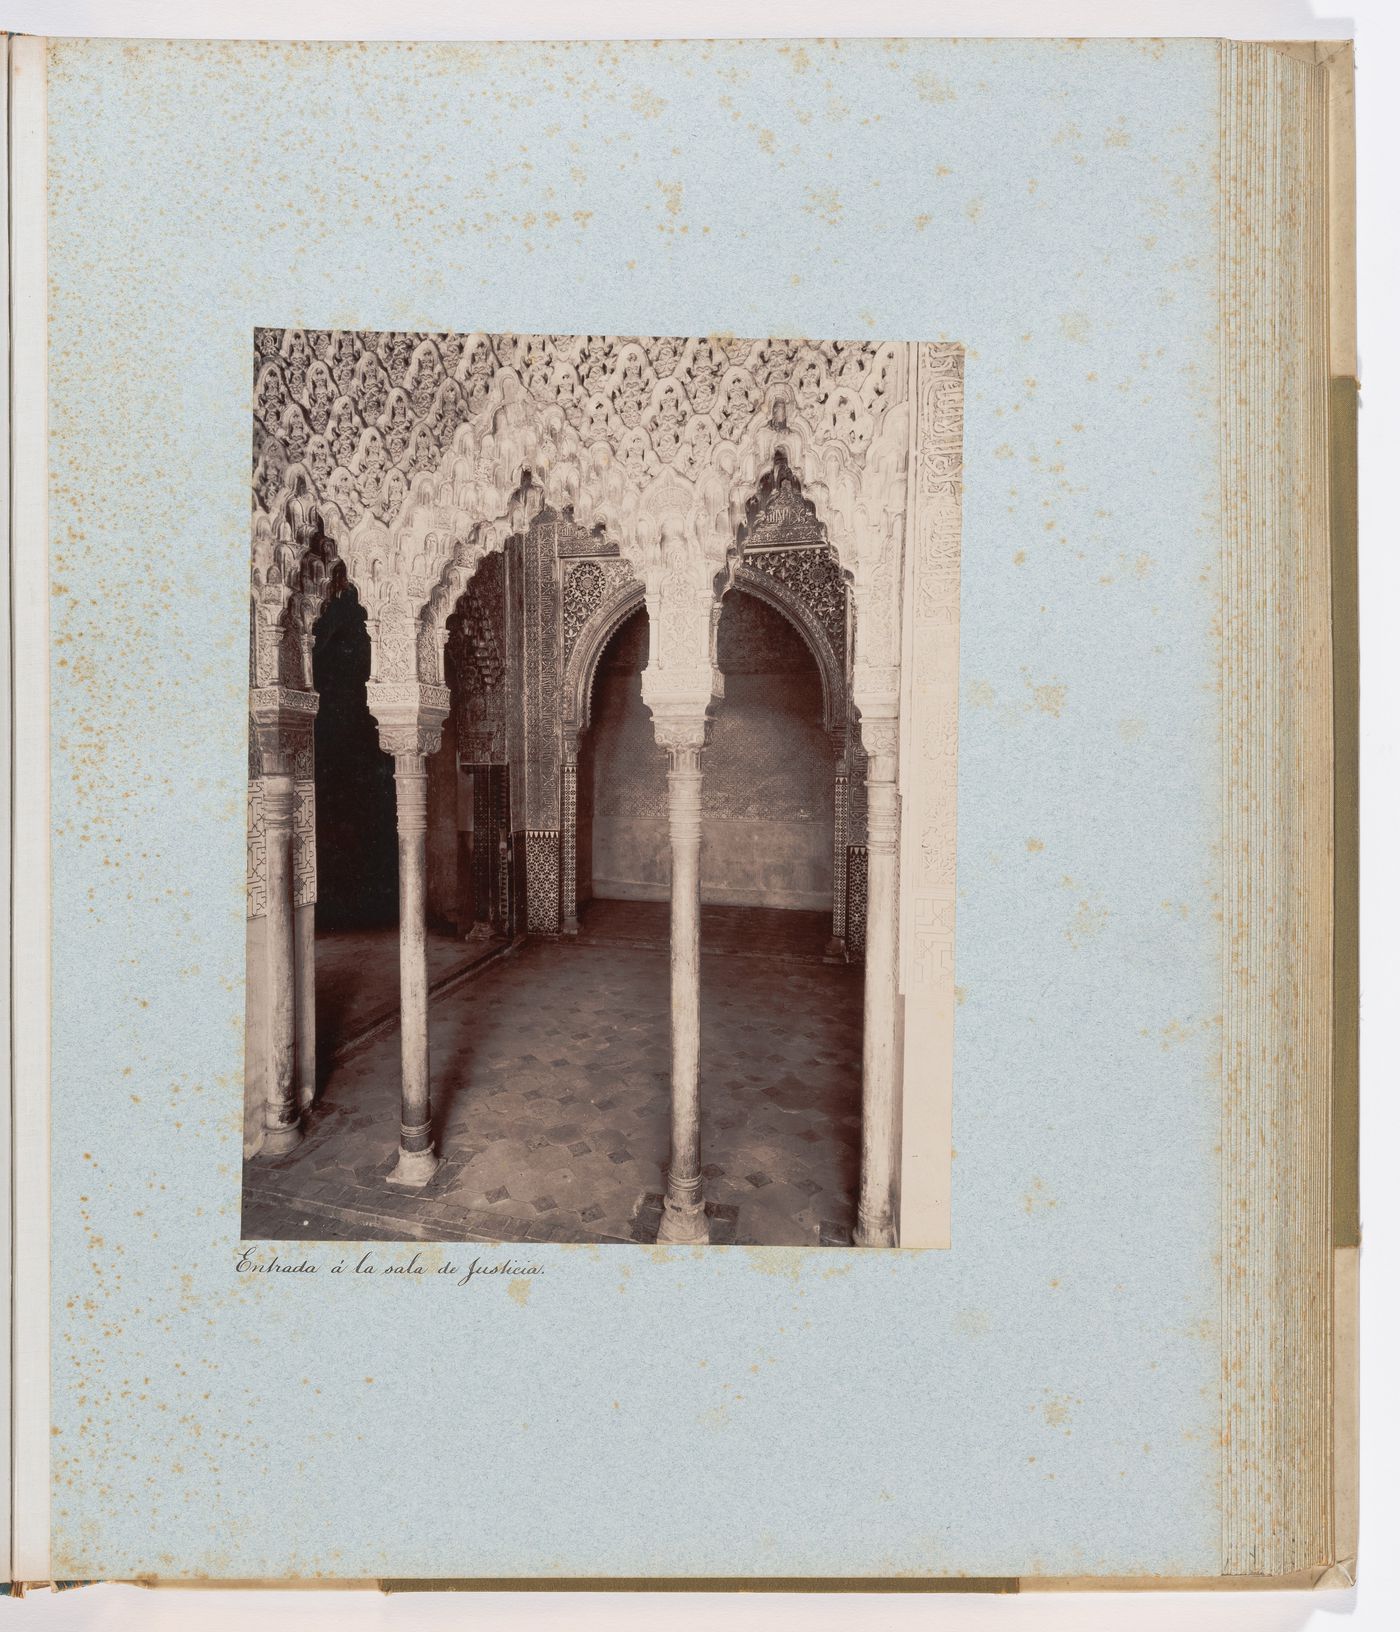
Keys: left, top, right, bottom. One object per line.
{"left": 588, "top": 595, "right": 834, "bottom": 910}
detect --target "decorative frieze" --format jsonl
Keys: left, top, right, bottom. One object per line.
{"left": 293, "top": 774, "right": 317, "bottom": 908}
{"left": 247, "top": 778, "right": 267, "bottom": 921}
{"left": 846, "top": 845, "right": 869, "bottom": 958}
{"left": 831, "top": 772, "right": 850, "bottom": 950}
{"left": 562, "top": 557, "right": 638, "bottom": 663}
{"left": 523, "top": 829, "right": 561, "bottom": 936}
{"left": 507, "top": 515, "right": 565, "bottom": 831}
{"left": 550, "top": 512, "right": 617, "bottom": 559}
{"left": 900, "top": 346, "right": 963, "bottom": 982}
{"left": 745, "top": 547, "right": 847, "bottom": 668}
{"left": 560, "top": 755, "right": 579, "bottom": 934}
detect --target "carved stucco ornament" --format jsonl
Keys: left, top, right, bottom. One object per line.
{"left": 251, "top": 331, "right": 916, "bottom": 734}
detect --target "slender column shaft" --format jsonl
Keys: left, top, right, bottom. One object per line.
{"left": 855, "top": 770, "right": 900, "bottom": 1246}
{"left": 294, "top": 902, "right": 316, "bottom": 1111}
{"left": 658, "top": 741, "right": 709, "bottom": 1244}
{"left": 261, "top": 771, "right": 302, "bottom": 1153}
{"left": 292, "top": 747, "right": 317, "bottom": 1109}
{"left": 388, "top": 753, "right": 440, "bottom": 1186}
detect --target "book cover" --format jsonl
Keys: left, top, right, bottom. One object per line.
{"left": 4, "top": 29, "right": 1357, "bottom": 1591}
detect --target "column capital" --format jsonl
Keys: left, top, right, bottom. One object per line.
{"left": 856, "top": 709, "right": 900, "bottom": 779}
{"left": 640, "top": 661, "right": 721, "bottom": 752}
{"left": 366, "top": 680, "right": 451, "bottom": 758}
{"left": 859, "top": 704, "right": 902, "bottom": 862}
{"left": 652, "top": 713, "right": 712, "bottom": 756}
{"left": 250, "top": 686, "right": 319, "bottom": 775}
{"left": 852, "top": 664, "right": 900, "bottom": 710}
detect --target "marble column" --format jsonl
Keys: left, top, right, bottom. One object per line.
{"left": 261, "top": 769, "right": 301, "bottom": 1154}
{"left": 855, "top": 719, "right": 901, "bottom": 1248}
{"left": 388, "top": 750, "right": 437, "bottom": 1186}
{"left": 294, "top": 903, "right": 316, "bottom": 1112}
{"left": 292, "top": 732, "right": 317, "bottom": 1110}
{"left": 250, "top": 686, "right": 318, "bottom": 1156}
{"left": 655, "top": 717, "right": 711, "bottom": 1245}
{"left": 368, "top": 681, "right": 451, "bottom": 1190}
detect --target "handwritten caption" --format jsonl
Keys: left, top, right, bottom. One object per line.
{"left": 235, "top": 1246, "right": 544, "bottom": 1287}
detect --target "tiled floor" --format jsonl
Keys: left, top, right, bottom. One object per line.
{"left": 244, "top": 906, "right": 863, "bottom": 1247}
{"left": 315, "top": 926, "right": 505, "bottom": 1067}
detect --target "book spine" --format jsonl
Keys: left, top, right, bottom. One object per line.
{"left": 1218, "top": 39, "right": 1335, "bottom": 1579}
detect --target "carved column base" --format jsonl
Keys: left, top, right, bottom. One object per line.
{"left": 853, "top": 1208, "right": 897, "bottom": 1249}
{"left": 658, "top": 1188, "right": 709, "bottom": 1245}
{"left": 824, "top": 935, "right": 847, "bottom": 963}
{"left": 261, "top": 1119, "right": 303, "bottom": 1158}
{"left": 387, "top": 1126, "right": 441, "bottom": 1189}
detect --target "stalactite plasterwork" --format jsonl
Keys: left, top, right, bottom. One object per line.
{"left": 251, "top": 330, "right": 915, "bottom": 725}
{"left": 449, "top": 553, "right": 509, "bottom": 764}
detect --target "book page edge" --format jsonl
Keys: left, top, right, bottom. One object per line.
{"left": 8, "top": 28, "right": 51, "bottom": 1591}
{"left": 1218, "top": 37, "right": 1335, "bottom": 1578}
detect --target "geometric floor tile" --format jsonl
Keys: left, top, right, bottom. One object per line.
{"left": 244, "top": 900, "right": 863, "bottom": 1248}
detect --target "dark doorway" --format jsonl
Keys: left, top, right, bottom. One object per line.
{"left": 311, "top": 584, "right": 397, "bottom": 931}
